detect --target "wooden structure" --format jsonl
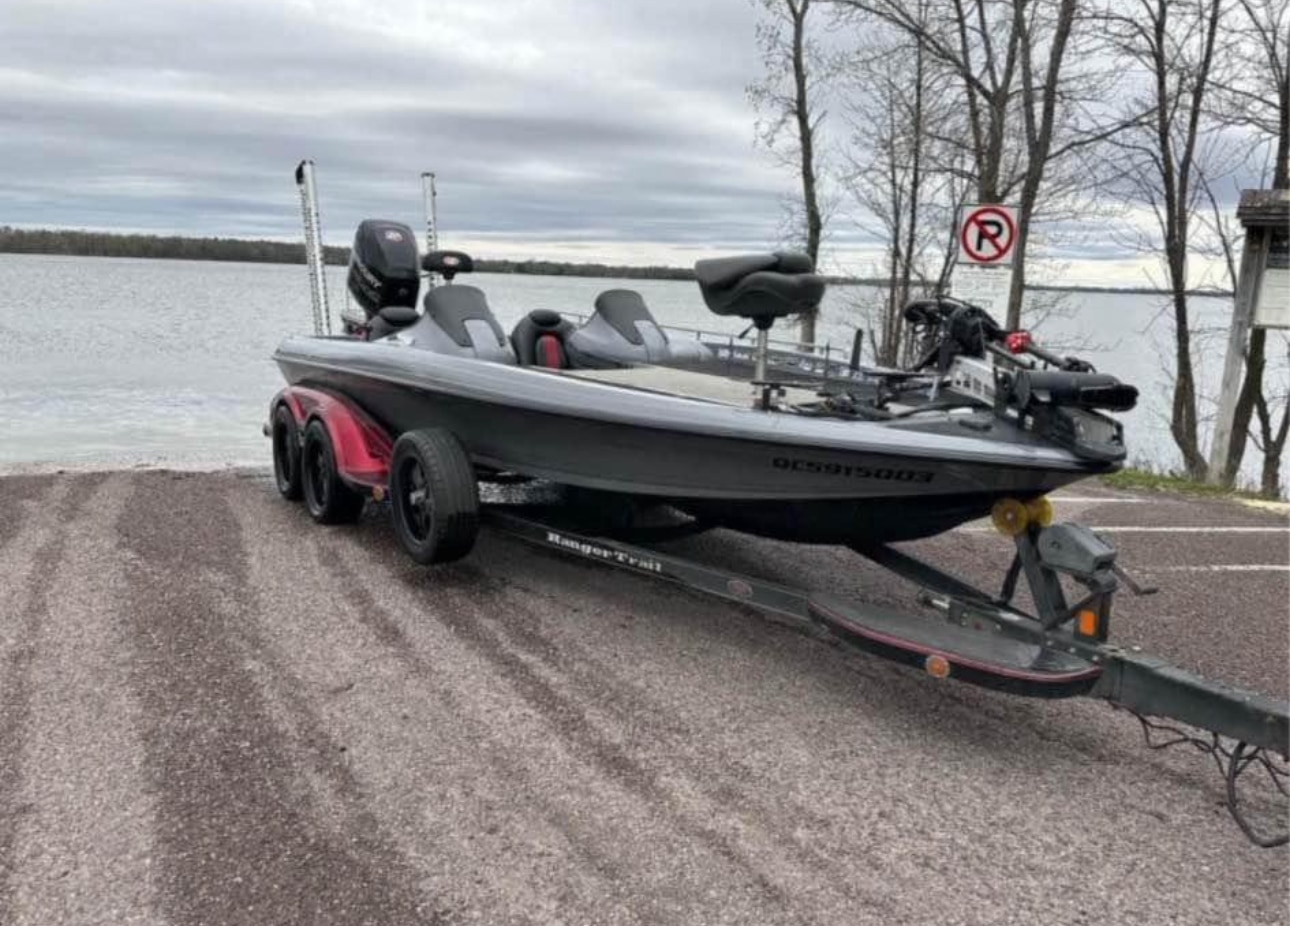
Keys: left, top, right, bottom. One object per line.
{"left": 1207, "top": 189, "right": 1290, "bottom": 484}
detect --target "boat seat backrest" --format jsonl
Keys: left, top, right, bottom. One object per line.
{"left": 424, "top": 285, "right": 507, "bottom": 347}
{"left": 693, "top": 251, "right": 824, "bottom": 326}
{"left": 393, "top": 284, "right": 515, "bottom": 362}
{"left": 562, "top": 289, "right": 714, "bottom": 368}
{"left": 511, "top": 309, "right": 577, "bottom": 368}
{"left": 365, "top": 305, "right": 420, "bottom": 340}
{"left": 591, "top": 290, "right": 666, "bottom": 347}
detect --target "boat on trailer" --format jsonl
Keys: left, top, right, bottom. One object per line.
{"left": 268, "top": 161, "right": 1287, "bottom": 846}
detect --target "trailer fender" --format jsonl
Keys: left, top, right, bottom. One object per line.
{"left": 271, "top": 386, "right": 393, "bottom": 489}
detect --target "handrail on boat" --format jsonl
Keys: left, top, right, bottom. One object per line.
{"left": 559, "top": 311, "right": 842, "bottom": 360}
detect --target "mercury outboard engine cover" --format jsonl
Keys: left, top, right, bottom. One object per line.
{"left": 347, "top": 220, "right": 420, "bottom": 318}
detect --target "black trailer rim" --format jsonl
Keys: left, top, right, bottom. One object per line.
{"left": 396, "top": 455, "right": 434, "bottom": 542}
{"left": 305, "top": 439, "right": 331, "bottom": 511}
{"left": 273, "top": 418, "right": 296, "bottom": 491}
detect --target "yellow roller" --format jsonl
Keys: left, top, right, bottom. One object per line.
{"left": 991, "top": 498, "right": 1030, "bottom": 536}
{"left": 1026, "top": 496, "right": 1055, "bottom": 528}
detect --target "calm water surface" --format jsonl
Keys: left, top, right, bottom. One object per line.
{"left": 0, "top": 253, "right": 1274, "bottom": 482}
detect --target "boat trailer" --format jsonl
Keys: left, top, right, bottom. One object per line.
{"left": 481, "top": 500, "right": 1288, "bottom": 848}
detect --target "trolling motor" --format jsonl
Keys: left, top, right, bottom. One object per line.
{"left": 295, "top": 160, "right": 332, "bottom": 336}
{"left": 904, "top": 296, "right": 1140, "bottom": 462}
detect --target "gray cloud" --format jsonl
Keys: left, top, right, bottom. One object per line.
{"left": 1, "top": 0, "right": 854, "bottom": 260}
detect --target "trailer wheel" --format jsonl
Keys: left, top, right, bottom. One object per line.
{"left": 302, "top": 419, "right": 365, "bottom": 524}
{"left": 271, "top": 403, "right": 303, "bottom": 501}
{"left": 390, "top": 429, "right": 479, "bottom": 564}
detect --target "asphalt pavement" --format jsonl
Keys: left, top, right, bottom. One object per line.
{"left": 0, "top": 469, "right": 1286, "bottom": 925}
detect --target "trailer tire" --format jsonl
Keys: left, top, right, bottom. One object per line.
{"left": 271, "top": 403, "right": 304, "bottom": 501}
{"left": 302, "top": 419, "right": 365, "bottom": 524}
{"left": 390, "top": 429, "right": 479, "bottom": 564}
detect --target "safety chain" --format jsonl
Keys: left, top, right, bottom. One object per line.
{"left": 1117, "top": 706, "right": 1289, "bottom": 848}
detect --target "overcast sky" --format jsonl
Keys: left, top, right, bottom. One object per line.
{"left": 0, "top": 0, "right": 1240, "bottom": 285}
{"left": 1, "top": 1, "right": 801, "bottom": 261}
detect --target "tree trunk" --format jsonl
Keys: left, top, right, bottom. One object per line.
{"left": 1170, "top": 283, "right": 1207, "bottom": 478}
{"left": 1276, "top": 64, "right": 1289, "bottom": 189}
{"left": 1255, "top": 385, "right": 1290, "bottom": 497}
{"left": 1005, "top": 206, "right": 1031, "bottom": 330}
{"left": 1222, "top": 326, "right": 1267, "bottom": 484}
{"left": 1262, "top": 452, "right": 1283, "bottom": 498}
{"left": 790, "top": 0, "right": 823, "bottom": 347}
{"left": 896, "top": 35, "right": 926, "bottom": 360}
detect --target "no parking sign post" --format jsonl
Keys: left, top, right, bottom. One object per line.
{"left": 951, "top": 204, "right": 1019, "bottom": 316}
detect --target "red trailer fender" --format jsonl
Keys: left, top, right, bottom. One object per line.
{"left": 272, "top": 386, "right": 393, "bottom": 489}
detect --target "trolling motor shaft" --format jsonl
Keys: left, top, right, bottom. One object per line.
{"left": 294, "top": 160, "right": 332, "bottom": 337}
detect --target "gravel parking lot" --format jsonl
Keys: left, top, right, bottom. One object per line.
{"left": 0, "top": 469, "right": 1286, "bottom": 925}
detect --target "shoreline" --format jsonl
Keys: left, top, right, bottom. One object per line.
{"left": 0, "top": 240, "right": 1232, "bottom": 298}
{"left": 0, "top": 459, "right": 271, "bottom": 478}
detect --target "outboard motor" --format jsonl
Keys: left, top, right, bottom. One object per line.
{"left": 343, "top": 220, "right": 420, "bottom": 338}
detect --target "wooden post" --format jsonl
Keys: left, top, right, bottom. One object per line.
{"left": 1206, "top": 190, "right": 1290, "bottom": 485}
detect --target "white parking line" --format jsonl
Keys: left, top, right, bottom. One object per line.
{"left": 961, "top": 525, "right": 1289, "bottom": 534}
{"left": 1145, "top": 564, "right": 1290, "bottom": 572}
{"left": 1088, "top": 526, "right": 1287, "bottom": 533}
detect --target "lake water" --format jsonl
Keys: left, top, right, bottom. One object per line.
{"left": 0, "top": 253, "right": 1279, "bottom": 484}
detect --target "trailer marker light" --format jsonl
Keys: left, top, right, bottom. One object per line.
{"left": 1077, "top": 609, "right": 1100, "bottom": 638}
{"left": 925, "top": 654, "right": 951, "bottom": 679}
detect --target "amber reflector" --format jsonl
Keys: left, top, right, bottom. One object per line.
{"left": 925, "top": 654, "right": 952, "bottom": 679}
{"left": 1077, "top": 609, "right": 1100, "bottom": 638}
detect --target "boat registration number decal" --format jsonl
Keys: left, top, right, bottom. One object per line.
{"left": 772, "top": 457, "right": 934, "bottom": 483}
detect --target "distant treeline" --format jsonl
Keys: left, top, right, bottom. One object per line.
{"left": 477, "top": 258, "right": 695, "bottom": 280}
{"left": 0, "top": 226, "right": 1225, "bottom": 295}
{"left": 0, "top": 226, "right": 698, "bottom": 280}
{"left": 0, "top": 226, "right": 351, "bottom": 266}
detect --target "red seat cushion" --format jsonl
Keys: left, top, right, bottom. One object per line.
{"left": 535, "top": 333, "right": 567, "bottom": 369}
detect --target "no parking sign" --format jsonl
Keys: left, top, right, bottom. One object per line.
{"left": 958, "top": 204, "right": 1018, "bottom": 265}
{"left": 951, "top": 204, "right": 1020, "bottom": 314}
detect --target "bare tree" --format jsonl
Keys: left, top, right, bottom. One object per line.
{"left": 1211, "top": 0, "right": 1288, "bottom": 187}
{"left": 839, "top": 8, "right": 958, "bottom": 363}
{"left": 1102, "top": 0, "right": 1229, "bottom": 480}
{"left": 830, "top": 0, "right": 1122, "bottom": 329}
{"left": 748, "top": 0, "right": 828, "bottom": 345}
